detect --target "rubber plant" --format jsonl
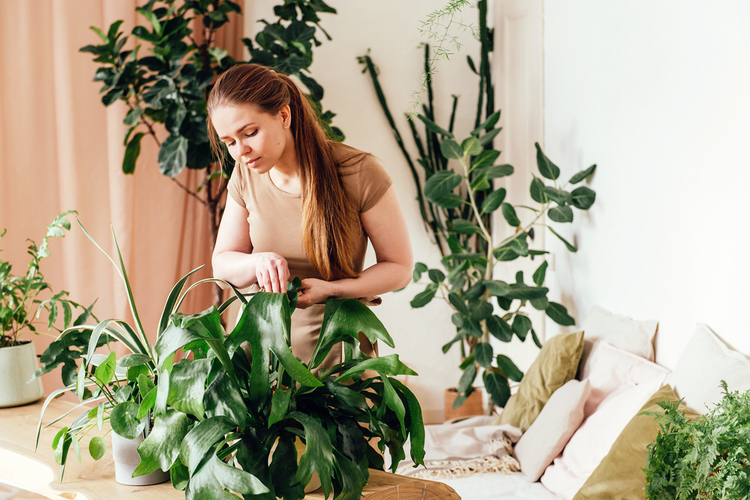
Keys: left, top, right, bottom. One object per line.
{"left": 80, "top": 0, "right": 342, "bottom": 308}
{"left": 360, "top": 0, "right": 597, "bottom": 409}
{"left": 1, "top": 211, "right": 97, "bottom": 354}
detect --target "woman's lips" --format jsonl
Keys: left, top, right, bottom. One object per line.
{"left": 244, "top": 157, "right": 260, "bottom": 168}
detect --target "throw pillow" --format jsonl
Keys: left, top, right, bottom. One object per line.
{"left": 671, "top": 323, "right": 750, "bottom": 414}
{"left": 578, "top": 306, "right": 659, "bottom": 379}
{"left": 572, "top": 384, "right": 700, "bottom": 500}
{"left": 540, "top": 379, "right": 662, "bottom": 500}
{"left": 514, "top": 379, "right": 591, "bottom": 481}
{"left": 497, "top": 330, "right": 584, "bottom": 432}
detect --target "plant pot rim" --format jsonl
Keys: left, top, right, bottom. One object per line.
{"left": 0, "top": 339, "right": 33, "bottom": 350}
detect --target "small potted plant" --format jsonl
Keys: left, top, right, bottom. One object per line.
{"left": 0, "top": 211, "right": 95, "bottom": 408}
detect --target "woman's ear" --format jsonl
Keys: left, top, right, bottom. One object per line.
{"left": 279, "top": 105, "right": 292, "bottom": 129}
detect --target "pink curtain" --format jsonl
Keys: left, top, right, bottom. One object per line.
{"left": 0, "top": 1, "right": 244, "bottom": 396}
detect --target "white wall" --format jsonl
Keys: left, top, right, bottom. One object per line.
{"left": 246, "top": 1, "right": 486, "bottom": 422}
{"left": 543, "top": 1, "right": 750, "bottom": 370}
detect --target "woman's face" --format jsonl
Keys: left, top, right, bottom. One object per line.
{"left": 212, "top": 103, "right": 294, "bottom": 174}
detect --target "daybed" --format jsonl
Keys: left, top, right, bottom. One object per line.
{"left": 398, "top": 306, "right": 750, "bottom": 500}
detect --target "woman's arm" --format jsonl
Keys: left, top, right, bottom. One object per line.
{"left": 212, "top": 197, "right": 290, "bottom": 292}
{"left": 296, "top": 185, "right": 413, "bottom": 308}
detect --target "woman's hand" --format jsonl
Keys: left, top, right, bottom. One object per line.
{"left": 255, "top": 252, "right": 290, "bottom": 293}
{"left": 297, "top": 278, "right": 333, "bottom": 309}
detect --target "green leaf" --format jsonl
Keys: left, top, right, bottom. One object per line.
{"left": 428, "top": 269, "right": 445, "bottom": 284}
{"left": 424, "top": 170, "right": 462, "bottom": 202}
{"left": 410, "top": 286, "right": 437, "bottom": 308}
{"left": 481, "top": 188, "right": 506, "bottom": 214}
{"left": 531, "top": 329, "right": 543, "bottom": 348}
{"left": 484, "top": 280, "right": 511, "bottom": 297}
{"left": 571, "top": 186, "right": 596, "bottom": 210}
{"left": 288, "top": 412, "right": 335, "bottom": 499}
{"left": 187, "top": 451, "right": 270, "bottom": 499}
{"left": 530, "top": 177, "right": 548, "bottom": 203}
{"left": 431, "top": 193, "right": 465, "bottom": 209}
{"left": 546, "top": 302, "right": 576, "bottom": 326}
{"left": 158, "top": 135, "right": 188, "bottom": 178}
{"left": 412, "top": 262, "right": 428, "bottom": 282}
{"left": 268, "top": 387, "right": 292, "bottom": 427}
{"left": 311, "top": 298, "right": 395, "bottom": 369}
{"left": 479, "top": 127, "right": 502, "bottom": 146}
{"left": 475, "top": 164, "right": 514, "bottom": 179}
{"left": 487, "top": 315, "right": 513, "bottom": 342}
{"left": 535, "top": 142, "right": 560, "bottom": 180}
{"left": 544, "top": 187, "right": 572, "bottom": 205}
{"left": 501, "top": 203, "right": 521, "bottom": 227}
{"left": 548, "top": 205, "right": 574, "bottom": 223}
{"left": 569, "top": 164, "right": 596, "bottom": 184}
{"left": 470, "top": 150, "right": 500, "bottom": 171}
{"left": 530, "top": 296, "right": 549, "bottom": 311}
{"left": 123, "top": 106, "right": 142, "bottom": 127}
{"left": 533, "top": 261, "right": 548, "bottom": 287}
{"left": 133, "top": 410, "right": 191, "bottom": 477}
{"left": 203, "top": 370, "right": 247, "bottom": 428}
{"left": 451, "top": 219, "right": 482, "bottom": 235}
{"left": 457, "top": 363, "right": 477, "bottom": 395}
{"left": 335, "top": 354, "right": 417, "bottom": 382}
{"left": 511, "top": 315, "right": 530, "bottom": 341}
{"left": 461, "top": 137, "right": 482, "bottom": 156}
{"left": 510, "top": 235, "right": 529, "bottom": 256}
{"left": 474, "top": 342, "right": 493, "bottom": 368}
{"left": 416, "top": 114, "right": 454, "bottom": 138}
{"left": 440, "top": 138, "right": 464, "bottom": 160}
{"left": 380, "top": 374, "right": 407, "bottom": 436}
{"left": 117, "top": 353, "right": 151, "bottom": 368}
{"left": 548, "top": 226, "right": 577, "bottom": 252}
{"left": 110, "top": 401, "right": 146, "bottom": 440}
{"left": 180, "top": 416, "right": 237, "bottom": 475}
{"left": 137, "top": 386, "right": 157, "bottom": 419}
{"left": 94, "top": 351, "right": 116, "bottom": 386}
{"left": 496, "top": 355, "right": 524, "bottom": 382}
{"left": 484, "top": 370, "right": 511, "bottom": 407}
{"left": 158, "top": 266, "right": 204, "bottom": 336}
{"left": 389, "top": 378, "right": 425, "bottom": 466}
{"left": 89, "top": 436, "right": 106, "bottom": 461}
{"left": 167, "top": 358, "right": 211, "bottom": 419}
{"left": 472, "top": 110, "right": 501, "bottom": 134}
{"left": 470, "top": 173, "right": 491, "bottom": 192}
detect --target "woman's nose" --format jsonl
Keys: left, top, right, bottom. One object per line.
{"left": 238, "top": 140, "right": 251, "bottom": 156}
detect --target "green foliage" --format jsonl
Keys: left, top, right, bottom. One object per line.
{"left": 38, "top": 221, "right": 424, "bottom": 498}
{"left": 360, "top": 0, "right": 597, "bottom": 410}
{"left": 0, "top": 212, "right": 97, "bottom": 351}
{"left": 644, "top": 382, "right": 750, "bottom": 500}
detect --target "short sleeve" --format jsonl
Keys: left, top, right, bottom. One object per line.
{"left": 358, "top": 155, "right": 392, "bottom": 213}
{"left": 227, "top": 162, "right": 246, "bottom": 206}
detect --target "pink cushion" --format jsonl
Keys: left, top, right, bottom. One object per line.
{"left": 539, "top": 380, "right": 662, "bottom": 500}
{"left": 513, "top": 379, "right": 591, "bottom": 481}
{"left": 582, "top": 342, "right": 670, "bottom": 418}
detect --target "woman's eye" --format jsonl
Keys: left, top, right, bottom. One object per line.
{"left": 245, "top": 130, "right": 258, "bottom": 138}
{"left": 227, "top": 141, "right": 236, "bottom": 147}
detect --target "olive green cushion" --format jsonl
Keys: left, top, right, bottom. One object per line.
{"left": 572, "top": 384, "right": 700, "bottom": 500}
{"left": 497, "top": 330, "right": 584, "bottom": 432}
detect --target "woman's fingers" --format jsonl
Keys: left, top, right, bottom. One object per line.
{"left": 257, "top": 253, "right": 289, "bottom": 293}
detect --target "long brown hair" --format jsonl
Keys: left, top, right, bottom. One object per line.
{"left": 207, "top": 64, "right": 359, "bottom": 280}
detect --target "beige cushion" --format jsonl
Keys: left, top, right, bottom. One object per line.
{"left": 572, "top": 385, "right": 699, "bottom": 500}
{"left": 579, "top": 306, "right": 659, "bottom": 379}
{"left": 671, "top": 323, "right": 750, "bottom": 414}
{"left": 513, "top": 379, "right": 591, "bottom": 481}
{"left": 497, "top": 330, "right": 584, "bottom": 432}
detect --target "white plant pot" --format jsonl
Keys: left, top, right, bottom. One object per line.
{"left": 111, "top": 431, "right": 170, "bottom": 486}
{"left": 0, "top": 340, "right": 44, "bottom": 408}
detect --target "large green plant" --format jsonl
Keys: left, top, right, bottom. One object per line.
{"left": 81, "top": 0, "right": 341, "bottom": 308}
{"left": 643, "top": 382, "right": 750, "bottom": 500}
{"left": 38, "top": 222, "right": 425, "bottom": 497}
{"left": 0, "top": 212, "right": 96, "bottom": 351}
{"left": 360, "top": 0, "right": 597, "bottom": 409}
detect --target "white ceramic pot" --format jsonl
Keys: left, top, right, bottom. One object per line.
{"left": 111, "top": 431, "right": 170, "bottom": 486}
{"left": 0, "top": 340, "right": 44, "bottom": 408}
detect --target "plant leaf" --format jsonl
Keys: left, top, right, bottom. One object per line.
{"left": 481, "top": 188, "right": 506, "bottom": 214}
{"left": 569, "top": 164, "right": 596, "bottom": 184}
{"left": 167, "top": 358, "right": 210, "bottom": 419}
{"left": 335, "top": 354, "right": 417, "bottom": 382}
{"left": 474, "top": 342, "right": 493, "bottom": 368}
{"left": 440, "top": 138, "right": 464, "bottom": 160}
{"left": 484, "top": 369, "right": 511, "bottom": 407}
{"left": 546, "top": 302, "right": 576, "bottom": 326}
{"left": 133, "top": 410, "right": 191, "bottom": 477}
{"left": 110, "top": 401, "right": 146, "bottom": 440}
{"left": 548, "top": 205, "right": 574, "bottom": 223}
{"left": 571, "top": 186, "right": 596, "bottom": 210}
{"left": 548, "top": 226, "right": 577, "bottom": 252}
{"left": 501, "top": 203, "right": 521, "bottom": 227}
{"left": 535, "top": 142, "right": 560, "bottom": 180}
{"left": 288, "top": 412, "right": 335, "bottom": 499}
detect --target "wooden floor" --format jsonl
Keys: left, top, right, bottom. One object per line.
{"left": 0, "top": 398, "right": 459, "bottom": 500}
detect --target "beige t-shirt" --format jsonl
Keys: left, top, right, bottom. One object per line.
{"left": 227, "top": 142, "right": 392, "bottom": 370}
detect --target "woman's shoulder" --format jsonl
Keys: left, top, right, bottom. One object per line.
{"left": 329, "top": 142, "right": 392, "bottom": 211}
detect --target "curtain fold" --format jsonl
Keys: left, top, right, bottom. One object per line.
{"left": 0, "top": 1, "right": 243, "bottom": 395}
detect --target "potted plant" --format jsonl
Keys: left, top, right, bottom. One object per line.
{"left": 0, "top": 211, "right": 95, "bottom": 408}
{"left": 360, "top": 0, "right": 597, "bottom": 413}
{"left": 35, "top": 219, "right": 247, "bottom": 484}
{"left": 643, "top": 381, "right": 750, "bottom": 500}
{"left": 38, "top": 221, "right": 426, "bottom": 497}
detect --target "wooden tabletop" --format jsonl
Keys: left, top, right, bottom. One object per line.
{"left": 0, "top": 399, "right": 459, "bottom": 500}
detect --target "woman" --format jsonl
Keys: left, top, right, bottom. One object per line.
{"left": 208, "top": 64, "right": 412, "bottom": 370}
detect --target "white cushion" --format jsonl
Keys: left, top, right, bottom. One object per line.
{"left": 582, "top": 342, "right": 670, "bottom": 418}
{"left": 539, "top": 380, "right": 662, "bottom": 500}
{"left": 513, "top": 379, "right": 591, "bottom": 482}
{"left": 671, "top": 323, "right": 750, "bottom": 414}
{"left": 579, "top": 306, "right": 659, "bottom": 379}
